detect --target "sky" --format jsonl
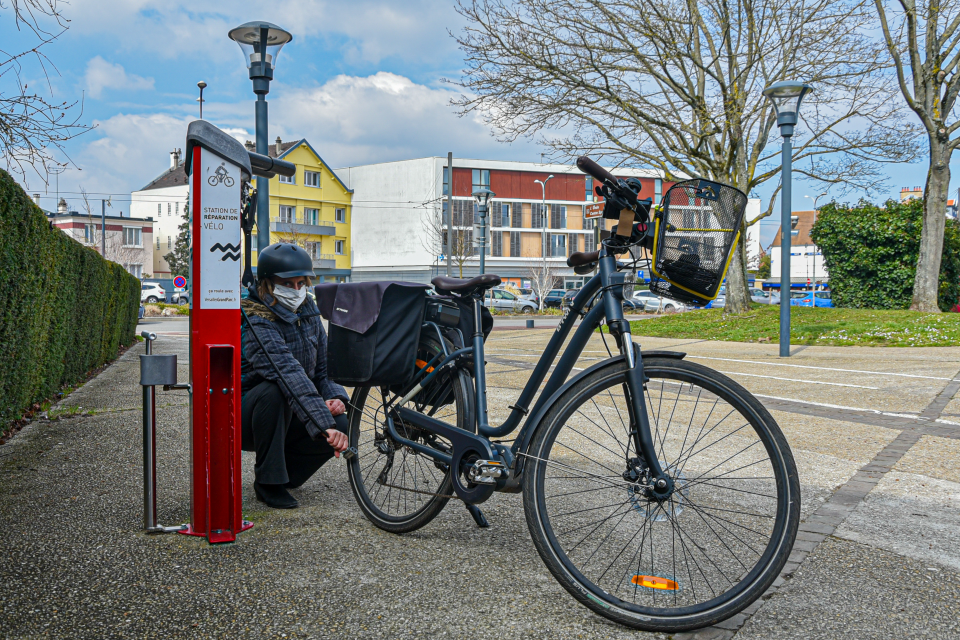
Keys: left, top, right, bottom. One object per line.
{"left": 6, "top": 0, "right": 959, "bottom": 249}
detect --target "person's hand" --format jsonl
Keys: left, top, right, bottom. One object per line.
{"left": 326, "top": 399, "right": 345, "bottom": 416}
{"left": 324, "top": 428, "right": 348, "bottom": 457}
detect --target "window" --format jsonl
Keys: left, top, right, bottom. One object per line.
{"left": 585, "top": 177, "right": 594, "bottom": 202}
{"left": 335, "top": 239, "right": 345, "bottom": 255}
{"left": 123, "top": 227, "right": 142, "bottom": 247}
{"left": 499, "top": 203, "right": 510, "bottom": 228}
{"left": 551, "top": 234, "right": 566, "bottom": 257}
{"left": 156, "top": 237, "right": 160, "bottom": 250}
{"left": 305, "top": 241, "right": 321, "bottom": 258}
{"left": 84, "top": 224, "right": 96, "bottom": 244}
{"left": 279, "top": 205, "right": 296, "bottom": 223}
{"left": 442, "top": 166, "right": 449, "bottom": 196}
{"left": 512, "top": 202, "right": 523, "bottom": 228}
{"left": 510, "top": 231, "right": 520, "bottom": 257}
{"left": 158, "top": 204, "right": 161, "bottom": 216}
{"left": 304, "top": 171, "right": 320, "bottom": 187}
{"left": 304, "top": 208, "right": 319, "bottom": 225}
{"left": 251, "top": 233, "right": 258, "bottom": 253}
{"left": 472, "top": 169, "right": 490, "bottom": 192}
{"left": 451, "top": 199, "right": 474, "bottom": 227}
{"left": 568, "top": 234, "right": 579, "bottom": 255}
{"left": 550, "top": 204, "right": 567, "bottom": 229}
{"left": 125, "top": 263, "right": 142, "bottom": 278}
{"left": 167, "top": 236, "right": 172, "bottom": 249}
{"left": 492, "top": 230, "right": 502, "bottom": 256}
{"left": 585, "top": 230, "right": 597, "bottom": 252}
{"left": 531, "top": 202, "right": 546, "bottom": 228}
{"left": 335, "top": 208, "right": 346, "bottom": 223}
{"left": 279, "top": 172, "right": 295, "bottom": 184}
{"left": 654, "top": 178, "right": 662, "bottom": 204}
{"left": 175, "top": 202, "right": 179, "bottom": 215}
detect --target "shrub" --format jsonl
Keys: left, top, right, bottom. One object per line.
{"left": 810, "top": 198, "right": 960, "bottom": 311}
{"left": 0, "top": 169, "right": 140, "bottom": 431}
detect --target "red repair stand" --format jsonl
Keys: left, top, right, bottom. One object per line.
{"left": 179, "top": 137, "right": 253, "bottom": 543}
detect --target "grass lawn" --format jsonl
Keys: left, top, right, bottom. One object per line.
{"left": 628, "top": 305, "right": 960, "bottom": 347}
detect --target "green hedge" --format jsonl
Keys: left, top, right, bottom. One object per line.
{"left": 0, "top": 169, "right": 140, "bottom": 431}
{"left": 810, "top": 198, "right": 960, "bottom": 311}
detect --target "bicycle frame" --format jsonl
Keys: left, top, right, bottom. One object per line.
{"left": 381, "top": 245, "right": 670, "bottom": 493}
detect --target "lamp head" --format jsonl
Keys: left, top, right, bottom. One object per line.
{"left": 472, "top": 187, "right": 494, "bottom": 209}
{"left": 197, "top": 81, "right": 207, "bottom": 90}
{"left": 229, "top": 21, "right": 293, "bottom": 92}
{"left": 763, "top": 80, "right": 813, "bottom": 131}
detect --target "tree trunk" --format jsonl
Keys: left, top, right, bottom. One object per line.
{"left": 911, "top": 134, "right": 950, "bottom": 312}
{"left": 723, "top": 224, "right": 752, "bottom": 314}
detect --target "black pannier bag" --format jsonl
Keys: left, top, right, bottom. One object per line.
{"left": 315, "top": 282, "right": 430, "bottom": 387}
{"left": 446, "top": 296, "right": 493, "bottom": 348}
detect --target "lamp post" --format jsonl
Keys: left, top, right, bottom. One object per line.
{"left": 763, "top": 80, "right": 813, "bottom": 357}
{"left": 534, "top": 174, "right": 554, "bottom": 263}
{"left": 473, "top": 187, "right": 494, "bottom": 275}
{"left": 229, "top": 21, "right": 292, "bottom": 254}
{"left": 197, "top": 81, "right": 207, "bottom": 119}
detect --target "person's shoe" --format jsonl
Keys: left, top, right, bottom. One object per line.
{"left": 253, "top": 481, "right": 299, "bottom": 509}
{"left": 284, "top": 480, "right": 305, "bottom": 489}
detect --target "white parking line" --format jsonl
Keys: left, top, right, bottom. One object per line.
{"left": 716, "top": 370, "right": 880, "bottom": 389}
{"left": 686, "top": 355, "right": 951, "bottom": 380}
{"left": 753, "top": 394, "right": 924, "bottom": 420}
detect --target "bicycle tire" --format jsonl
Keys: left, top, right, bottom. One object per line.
{"left": 522, "top": 357, "right": 799, "bottom": 632}
{"left": 346, "top": 336, "right": 475, "bottom": 534}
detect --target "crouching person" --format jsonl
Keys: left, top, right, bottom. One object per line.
{"left": 240, "top": 242, "right": 349, "bottom": 509}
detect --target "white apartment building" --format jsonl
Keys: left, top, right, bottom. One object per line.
{"left": 769, "top": 210, "right": 828, "bottom": 288}
{"left": 130, "top": 150, "right": 189, "bottom": 279}
{"left": 50, "top": 210, "right": 154, "bottom": 278}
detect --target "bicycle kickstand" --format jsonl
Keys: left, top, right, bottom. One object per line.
{"left": 465, "top": 504, "right": 490, "bottom": 528}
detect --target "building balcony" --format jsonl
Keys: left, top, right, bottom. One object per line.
{"left": 312, "top": 254, "right": 339, "bottom": 270}
{"left": 271, "top": 221, "right": 336, "bottom": 236}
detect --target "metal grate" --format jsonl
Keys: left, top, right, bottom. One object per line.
{"left": 651, "top": 179, "right": 747, "bottom": 301}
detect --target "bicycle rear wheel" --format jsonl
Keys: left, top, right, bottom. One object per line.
{"left": 346, "top": 336, "right": 474, "bottom": 534}
{"left": 522, "top": 357, "right": 799, "bottom": 632}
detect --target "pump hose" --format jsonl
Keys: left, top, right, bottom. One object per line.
{"left": 240, "top": 306, "right": 357, "bottom": 460}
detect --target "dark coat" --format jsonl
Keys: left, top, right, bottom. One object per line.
{"left": 240, "top": 286, "right": 348, "bottom": 439}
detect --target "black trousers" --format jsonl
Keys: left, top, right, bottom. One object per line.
{"left": 241, "top": 381, "right": 348, "bottom": 487}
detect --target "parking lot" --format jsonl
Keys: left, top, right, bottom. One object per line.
{"left": 1, "top": 328, "right": 958, "bottom": 638}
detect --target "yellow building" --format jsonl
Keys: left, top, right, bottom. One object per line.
{"left": 248, "top": 137, "right": 353, "bottom": 282}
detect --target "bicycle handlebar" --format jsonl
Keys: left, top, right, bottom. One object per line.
{"left": 576, "top": 156, "right": 618, "bottom": 185}
{"left": 247, "top": 151, "right": 296, "bottom": 179}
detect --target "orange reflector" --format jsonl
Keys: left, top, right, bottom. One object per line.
{"left": 415, "top": 359, "right": 435, "bottom": 373}
{"left": 631, "top": 575, "right": 679, "bottom": 591}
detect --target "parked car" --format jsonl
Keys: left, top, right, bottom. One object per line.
{"left": 515, "top": 287, "right": 540, "bottom": 307}
{"left": 790, "top": 291, "right": 833, "bottom": 307}
{"left": 542, "top": 289, "right": 567, "bottom": 308}
{"left": 141, "top": 282, "right": 165, "bottom": 304}
{"left": 172, "top": 287, "right": 189, "bottom": 305}
{"left": 634, "top": 290, "right": 686, "bottom": 313}
{"left": 751, "top": 288, "right": 779, "bottom": 305}
{"left": 561, "top": 289, "right": 580, "bottom": 307}
{"left": 582, "top": 291, "right": 641, "bottom": 314}
{"left": 484, "top": 289, "right": 537, "bottom": 313}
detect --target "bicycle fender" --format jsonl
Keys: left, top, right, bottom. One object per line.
{"left": 513, "top": 350, "right": 685, "bottom": 473}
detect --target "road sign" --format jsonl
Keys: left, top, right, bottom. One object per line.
{"left": 585, "top": 202, "right": 605, "bottom": 219}
{"left": 173, "top": 275, "right": 187, "bottom": 289}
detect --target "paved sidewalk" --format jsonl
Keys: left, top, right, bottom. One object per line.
{"left": 1, "top": 332, "right": 959, "bottom": 638}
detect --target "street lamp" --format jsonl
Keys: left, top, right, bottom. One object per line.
{"left": 197, "top": 81, "right": 207, "bottom": 119}
{"left": 473, "top": 187, "right": 494, "bottom": 275}
{"left": 229, "top": 21, "right": 293, "bottom": 255}
{"left": 763, "top": 80, "right": 813, "bottom": 357}
{"left": 534, "top": 174, "right": 554, "bottom": 263}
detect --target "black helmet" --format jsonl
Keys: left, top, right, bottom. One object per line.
{"left": 256, "top": 242, "right": 314, "bottom": 280}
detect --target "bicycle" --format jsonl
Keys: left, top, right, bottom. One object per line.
{"left": 344, "top": 157, "right": 800, "bottom": 632}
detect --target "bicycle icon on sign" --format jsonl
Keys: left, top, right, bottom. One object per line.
{"left": 207, "top": 163, "right": 234, "bottom": 188}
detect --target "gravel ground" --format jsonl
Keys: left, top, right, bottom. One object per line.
{"left": 2, "top": 330, "right": 959, "bottom": 638}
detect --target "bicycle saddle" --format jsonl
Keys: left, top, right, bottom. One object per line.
{"left": 431, "top": 274, "right": 502, "bottom": 295}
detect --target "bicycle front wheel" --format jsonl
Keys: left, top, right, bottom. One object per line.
{"left": 522, "top": 357, "right": 799, "bottom": 632}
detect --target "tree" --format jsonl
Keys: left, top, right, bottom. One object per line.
{"left": 453, "top": 0, "right": 921, "bottom": 314}
{"left": 757, "top": 253, "right": 772, "bottom": 279}
{"left": 527, "top": 258, "right": 558, "bottom": 312}
{"left": 873, "top": 0, "right": 960, "bottom": 312}
{"left": 810, "top": 197, "right": 960, "bottom": 310}
{"left": 164, "top": 203, "right": 190, "bottom": 279}
{"left": 420, "top": 200, "right": 476, "bottom": 277}
{"left": 1, "top": 1, "right": 92, "bottom": 179}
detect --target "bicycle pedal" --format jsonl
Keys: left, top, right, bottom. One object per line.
{"left": 467, "top": 459, "right": 508, "bottom": 485}
{"left": 465, "top": 504, "right": 490, "bottom": 528}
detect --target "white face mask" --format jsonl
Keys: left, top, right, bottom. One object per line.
{"left": 272, "top": 284, "right": 307, "bottom": 311}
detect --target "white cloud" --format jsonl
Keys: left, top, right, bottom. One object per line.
{"left": 84, "top": 56, "right": 155, "bottom": 99}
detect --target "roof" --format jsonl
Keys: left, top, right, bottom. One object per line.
{"left": 772, "top": 210, "right": 817, "bottom": 247}
{"left": 265, "top": 138, "right": 354, "bottom": 194}
{"left": 137, "top": 162, "right": 188, "bottom": 192}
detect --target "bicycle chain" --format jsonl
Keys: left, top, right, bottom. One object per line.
{"left": 376, "top": 480, "right": 460, "bottom": 500}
